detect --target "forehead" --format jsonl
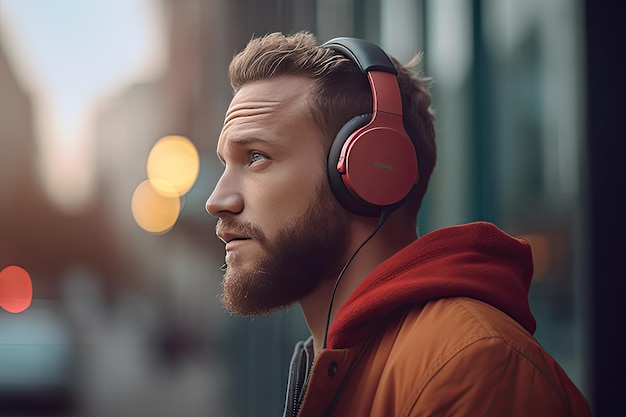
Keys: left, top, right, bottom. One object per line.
{"left": 226, "top": 75, "right": 314, "bottom": 124}
{"left": 218, "top": 75, "right": 319, "bottom": 154}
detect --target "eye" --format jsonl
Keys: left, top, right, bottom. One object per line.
{"left": 249, "top": 152, "right": 267, "bottom": 165}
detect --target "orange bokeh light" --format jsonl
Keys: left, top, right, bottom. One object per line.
{"left": 131, "top": 179, "right": 181, "bottom": 234}
{"left": 0, "top": 265, "right": 33, "bottom": 314}
{"left": 147, "top": 135, "right": 199, "bottom": 197}
{"left": 131, "top": 135, "right": 199, "bottom": 234}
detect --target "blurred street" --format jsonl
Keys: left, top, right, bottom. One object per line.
{"left": 1, "top": 272, "right": 235, "bottom": 417}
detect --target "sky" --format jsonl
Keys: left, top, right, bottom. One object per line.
{"left": 0, "top": 0, "right": 167, "bottom": 212}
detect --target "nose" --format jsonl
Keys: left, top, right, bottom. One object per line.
{"left": 205, "top": 172, "right": 244, "bottom": 217}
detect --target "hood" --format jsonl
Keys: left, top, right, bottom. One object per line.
{"left": 327, "top": 222, "right": 536, "bottom": 349}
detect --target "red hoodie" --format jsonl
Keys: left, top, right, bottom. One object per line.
{"left": 328, "top": 221, "right": 536, "bottom": 349}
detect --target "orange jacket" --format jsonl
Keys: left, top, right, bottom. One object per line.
{"left": 286, "top": 223, "right": 590, "bottom": 416}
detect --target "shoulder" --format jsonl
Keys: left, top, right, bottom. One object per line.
{"left": 389, "top": 297, "right": 539, "bottom": 368}
{"left": 377, "top": 298, "right": 590, "bottom": 416}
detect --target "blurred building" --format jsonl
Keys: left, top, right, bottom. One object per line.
{"left": 0, "top": 44, "right": 122, "bottom": 301}
{"left": 1, "top": 38, "right": 116, "bottom": 416}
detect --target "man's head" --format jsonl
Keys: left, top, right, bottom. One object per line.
{"left": 228, "top": 31, "right": 436, "bottom": 215}
{"left": 206, "top": 31, "right": 436, "bottom": 317}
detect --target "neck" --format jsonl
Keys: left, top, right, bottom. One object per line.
{"left": 299, "top": 211, "right": 417, "bottom": 355}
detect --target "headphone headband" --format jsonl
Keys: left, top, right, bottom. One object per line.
{"left": 323, "top": 38, "right": 398, "bottom": 75}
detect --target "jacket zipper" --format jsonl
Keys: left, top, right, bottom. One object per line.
{"left": 292, "top": 381, "right": 300, "bottom": 417}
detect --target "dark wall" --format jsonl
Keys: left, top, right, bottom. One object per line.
{"left": 585, "top": 1, "right": 626, "bottom": 415}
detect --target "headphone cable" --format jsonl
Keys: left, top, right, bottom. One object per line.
{"left": 321, "top": 209, "right": 390, "bottom": 349}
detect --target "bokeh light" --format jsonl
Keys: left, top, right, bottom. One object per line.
{"left": 0, "top": 265, "right": 33, "bottom": 314}
{"left": 147, "top": 135, "right": 199, "bottom": 197}
{"left": 131, "top": 179, "right": 181, "bottom": 234}
{"left": 132, "top": 135, "right": 199, "bottom": 234}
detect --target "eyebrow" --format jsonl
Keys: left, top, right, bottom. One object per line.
{"left": 216, "top": 136, "right": 272, "bottom": 164}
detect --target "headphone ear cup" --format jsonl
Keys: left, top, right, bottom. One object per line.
{"left": 328, "top": 114, "right": 382, "bottom": 217}
{"left": 328, "top": 113, "right": 419, "bottom": 217}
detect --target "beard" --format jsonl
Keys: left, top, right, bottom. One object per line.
{"left": 216, "top": 182, "right": 349, "bottom": 317}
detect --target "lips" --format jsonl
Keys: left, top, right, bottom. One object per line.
{"left": 216, "top": 231, "right": 252, "bottom": 252}
{"left": 224, "top": 238, "right": 251, "bottom": 251}
{"left": 215, "top": 219, "right": 264, "bottom": 249}
{"left": 217, "top": 231, "right": 248, "bottom": 244}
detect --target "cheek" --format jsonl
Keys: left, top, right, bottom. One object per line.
{"left": 248, "top": 169, "right": 327, "bottom": 228}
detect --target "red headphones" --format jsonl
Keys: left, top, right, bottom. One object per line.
{"left": 323, "top": 37, "right": 419, "bottom": 217}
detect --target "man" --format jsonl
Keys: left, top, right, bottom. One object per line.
{"left": 206, "top": 31, "right": 590, "bottom": 416}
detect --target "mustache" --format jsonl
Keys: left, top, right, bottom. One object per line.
{"left": 215, "top": 218, "right": 267, "bottom": 243}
